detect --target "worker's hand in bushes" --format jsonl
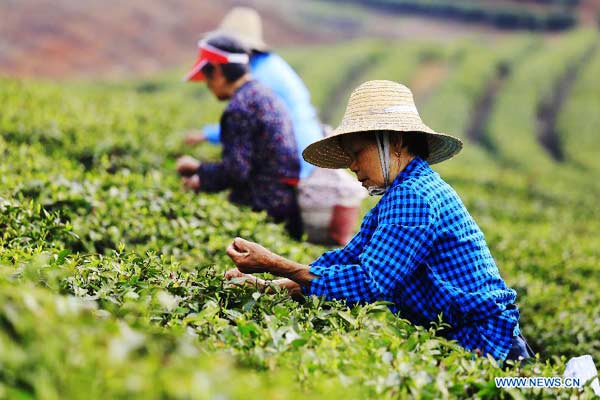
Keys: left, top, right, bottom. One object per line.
{"left": 226, "top": 237, "right": 274, "bottom": 274}
{"left": 176, "top": 155, "right": 200, "bottom": 177}
{"left": 184, "top": 130, "right": 206, "bottom": 146}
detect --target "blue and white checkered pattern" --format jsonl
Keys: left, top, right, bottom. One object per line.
{"left": 307, "top": 157, "right": 520, "bottom": 360}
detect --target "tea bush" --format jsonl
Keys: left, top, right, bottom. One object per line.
{"left": 1, "top": 33, "right": 600, "bottom": 398}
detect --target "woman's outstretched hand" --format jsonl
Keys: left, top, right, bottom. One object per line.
{"left": 181, "top": 175, "right": 201, "bottom": 191}
{"left": 225, "top": 237, "right": 273, "bottom": 274}
{"left": 224, "top": 268, "right": 248, "bottom": 280}
{"left": 184, "top": 130, "right": 206, "bottom": 146}
{"left": 223, "top": 268, "right": 303, "bottom": 300}
{"left": 226, "top": 237, "right": 315, "bottom": 296}
{"left": 176, "top": 155, "right": 201, "bottom": 177}
{"left": 223, "top": 268, "right": 267, "bottom": 289}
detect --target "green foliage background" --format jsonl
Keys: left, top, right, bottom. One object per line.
{"left": 1, "top": 29, "right": 600, "bottom": 399}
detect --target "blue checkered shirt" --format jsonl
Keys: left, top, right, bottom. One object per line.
{"left": 306, "top": 157, "right": 520, "bottom": 360}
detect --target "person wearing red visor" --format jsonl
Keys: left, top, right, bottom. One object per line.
{"left": 184, "top": 41, "right": 250, "bottom": 91}
{"left": 183, "top": 7, "right": 323, "bottom": 181}
{"left": 176, "top": 34, "right": 303, "bottom": 239}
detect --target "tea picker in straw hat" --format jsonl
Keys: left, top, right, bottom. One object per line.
{"left": 225, "top": 80, "right": 535, "bottom": 363}
{"left": 184, "top": 6, "right": 324, "bottom": 180}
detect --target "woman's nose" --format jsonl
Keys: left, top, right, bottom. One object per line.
{"left": 349, "top": 159, "right": 359, "bottom": 173}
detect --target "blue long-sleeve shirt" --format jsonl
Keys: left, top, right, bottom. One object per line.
{"left": 203, "top": 52, "right": 322, "bottom": 179}
{"left": 305, "top": 157, "right": 520, "bottom": 361}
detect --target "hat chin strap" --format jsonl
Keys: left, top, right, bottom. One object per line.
{"left": 367, "top": 132, "right": 390, "bottom": 196}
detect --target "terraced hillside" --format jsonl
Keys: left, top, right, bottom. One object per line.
{"left": 1, "top": 29, "right": 600, "bottom": 399}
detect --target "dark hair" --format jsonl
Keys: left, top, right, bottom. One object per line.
{"left": 360, "top": 131, "right": 430, "bottom": 159}
{"left": 251, "top": 49, "right": 269, "bottom": 57}
{"left": 343, "top": 131, "right": 430, "bottom": 160}
{"left": 200, "top": 35, "right": 249, "bottom": 83}
{"left": 401, "top": 132, "right": 430, "bottom": 159}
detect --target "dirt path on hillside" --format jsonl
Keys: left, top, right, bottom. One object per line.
{"left": 409, "top": 61, "right": 449, "bottom": 105}
{"left": 465, "top": 42, "right": 540, "bottom": 155}
{"left": 319, "top": 53, "right": 385, "bottom": 124}
{"left": 319, "top": 54, "right": 449, "bottom": 125}
{"left": 536, "top": 41, "right": 599, "bottom": 161}
{"left": 465, "top": 63, "right": 510, "bottom": 154}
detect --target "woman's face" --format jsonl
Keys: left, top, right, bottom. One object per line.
{"left": 205, "top": 65, "right": 230, "bottom": 101}
{"left": 340, "top": 134, "right": 384, "bottom": 188}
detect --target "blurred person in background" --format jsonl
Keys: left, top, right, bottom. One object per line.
{"left": 183, "top": 6, "right": 323, "bottom": 180}
{"left": 177, "top": 34, "right": 303, "bottom": 239}
{"left": 224, "top": 80, "right": 534, "bottom": 364}
{"left": 184, "top": 6, "right": 365, "bottom": 247}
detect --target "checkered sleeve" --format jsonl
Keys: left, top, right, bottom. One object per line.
{"left": 310, "top": 208, "right": 376, "bottom": 268}
{"left": 308, "top": 186, "right": 435, "bottom": 303}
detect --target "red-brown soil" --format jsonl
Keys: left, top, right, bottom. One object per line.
{"left": 1, "top": 0, "right": 597, "bottom": 80}
{"left": 0, "top": 0, "right": 331, "bottom": 79}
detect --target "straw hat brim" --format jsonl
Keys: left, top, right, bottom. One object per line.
{"left": 304, "top": 80, "right": 463, "bottom": 169}
{"left": 302, "top": 126, "right": 463, "bottom": 169}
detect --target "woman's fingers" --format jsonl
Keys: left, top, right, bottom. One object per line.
{"left": 234, "top": 237, "right": 269, "bottom": 258}
{"left": 228, "top": 238, "right": 251, "bottom": 259}
{"left": 223, "top": 274, "right": 269, "bottom": 290}
{"left": 182, "top": 175, "right": 200, "bottom": 191}
{"left": 225, "top": 242, "right": 240, "bottom": 259}
{"left": 232, "top": 237, "right": 251, "bottom": 254}
{"left": 184, "top": 132, "right": 206, "bottom": 145}
{"left": 224, "top": 268, "right": 245, "bottom": 280}
{"left": 226, "top": 241, "right": 251, "bottom": 270}
{"left": 176, "top": 156, "right": 200, "bottom": 176}
{"left": 226, "top": 238, "right": 271, "bottom": 274}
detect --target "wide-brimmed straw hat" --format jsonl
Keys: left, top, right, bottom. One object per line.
{"left": 205, "top": 6, "right": 269, "bottom": 52}
{"left": 303, "top": 80, "right": 463, "bottom": 168}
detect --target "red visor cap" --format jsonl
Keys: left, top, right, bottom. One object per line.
{"left": 184, "top": 42, "right": 250, "bottom": 82}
